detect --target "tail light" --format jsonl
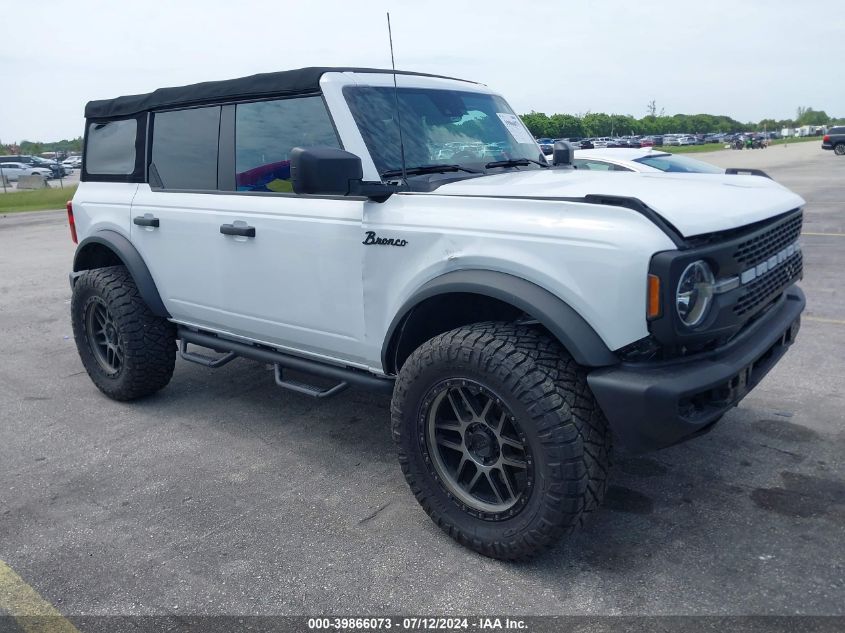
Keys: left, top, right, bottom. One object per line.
{"left": 823, "top": 134, "right": 830, "bottom": 142}
{"left": 66, "top": 200, "right": 78, "bottom": 244}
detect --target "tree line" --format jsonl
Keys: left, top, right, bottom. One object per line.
{"left": 0, "top": 137, "right": 83, "bottom": 156}
{"left": 2, "top": 105, "right": 841, "bottom": 154}
{"left": 520, "top": 105, "right": 843, "bottom": 139}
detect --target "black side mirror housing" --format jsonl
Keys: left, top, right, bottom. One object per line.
{"left": 291, "top": 146, "right": 362, "bottom": 195}
{"left": 552, "top": 140, "right": 575, "bottom": 167}
{"left": 290, "top": 147, "right": 397, "bottom": 201}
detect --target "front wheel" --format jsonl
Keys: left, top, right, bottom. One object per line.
{"left": 391, "top": 322, "right": 612, "bottom": 560}
{"left": 835, "top": 143, "right": 845, "bottom": 156}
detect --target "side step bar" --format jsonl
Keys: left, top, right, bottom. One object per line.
{"left": 274, "top": 364, "right": 348, "bottom": 399}
{"left": 180, "top": 339, "right": 237, "bottom": 368}
{"left": 177, "top": 327, "right": 395, "bottom": 396}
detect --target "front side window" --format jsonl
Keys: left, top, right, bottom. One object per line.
{"left": 634, "top": 153, "right": 723, "bottom": 174}
{"left": 86, "top": 119, "right": 138, "bottom": 175}
{"left": 343, "top": 86, "right": 542, "bottom": 176}
{"left": 151, "top": 106, "right": 221, "bottom": 190}
{"left": 235, "top": 96, "right": 340, "bottom": 193}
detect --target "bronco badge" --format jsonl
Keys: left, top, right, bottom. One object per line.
{"left": 363, "top": 231, "right": 408, "bottom": 247}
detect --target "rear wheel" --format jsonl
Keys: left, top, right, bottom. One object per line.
{"left": 834, "top": 143, "right": 845, "bottom": 156}
{"left": 71, "top": 265, "right": 176, "bottom": 401}
{"left": 391, "top": 322, "right": 612, "bottom": 560}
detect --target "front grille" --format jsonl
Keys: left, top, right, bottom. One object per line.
{"left": 648, "top": 209, "right": 804, "bottom": 353}
{"left": 734, "top": 251, "right": 803, "bottom": 316}
{"left": 733, "top": 213, "right": 802, "bottom": 267}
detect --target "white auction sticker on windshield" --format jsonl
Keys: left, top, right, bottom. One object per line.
{"left": 496, "top": 113, "right": 535, "bottom": 145}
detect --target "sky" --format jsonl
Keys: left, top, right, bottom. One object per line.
{"left": 2, "top": 0, "right": 843, "bottom": 142}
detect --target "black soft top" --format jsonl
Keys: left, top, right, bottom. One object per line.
{"left": 84, "top": 66, "right": 475, "bottom": 119}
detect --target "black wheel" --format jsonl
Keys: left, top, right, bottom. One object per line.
{"left": 391, "top": 322, "right": 612, "bottom": 560}
{"left": 834, "top": 143, "right": 845, "bottom": 156}
{"left": 71, "top": 265, "right": 176, "bottom": 401}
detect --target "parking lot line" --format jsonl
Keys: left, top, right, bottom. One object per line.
{"left": 804, "top": 316, "right": 845, "bottom": 325}
{"left": 0, "top": 560, "right": 79, "bottom": 633}
{"left": 802, "top": 232, "right": 845, "bottom": 237}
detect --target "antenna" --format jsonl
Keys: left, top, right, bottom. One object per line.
{"left": 386, "top": 12, "right": 408, "bottom": 183}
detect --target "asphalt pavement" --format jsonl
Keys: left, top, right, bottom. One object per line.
{"left": 0, "top": 140, "right": 842, "bottom": 618}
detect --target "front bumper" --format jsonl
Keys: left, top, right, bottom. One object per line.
{"left": 587, "top": 286, "right": 805, "bottom": 453}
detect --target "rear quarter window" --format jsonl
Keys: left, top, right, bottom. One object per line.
{"left": 83, "top": 116, "right": 146, "bottom": 181}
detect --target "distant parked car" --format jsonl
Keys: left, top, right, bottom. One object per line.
{"left": 617, "top": 136, "right": 640, "bottom": 148}
{"left": 0, "top": 161, "right": 52, "bottom": 181}
{"left": 822, "top": 126, "right": 845, "bottom": 155}
{"left": 0, "top": 154, "right": 66, "bottom": 178}
{"left": 32, "top": 157, "right": 68, "bottom": 178}
{"left": 572, "top": 148, "right": 725, "bottom": 174}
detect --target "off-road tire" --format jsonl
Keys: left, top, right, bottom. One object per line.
{"left": 391, "top": 322, "right": 612, "bottom": 560}
{"left": 71, "top": 265, "right": 176, "bottom": 401}
{"left": 834, "top": 143, "right": 845, "bottom": 156}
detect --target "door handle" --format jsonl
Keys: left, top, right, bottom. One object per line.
{"left": 133, "top": 215, "right": 160, "bottom": 227}
{"left": 220, "top": 223, "right": 256, "bottom": 238}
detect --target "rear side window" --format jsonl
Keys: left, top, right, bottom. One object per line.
{"left": 831, "top": 127, "right": 845, "bottom": 134}
{"left": 234, "top": 96, "right": 339, "bottom": 192}
{"left": 151, "top": 106, "right": 221, "bottom": 190}
{"left": 85, "top": 119, "right": 140, "bottom": 176}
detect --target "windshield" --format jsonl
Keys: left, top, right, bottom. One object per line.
{"left": 343, "top": 86, "right": 543, "bottom": 176}
{"left": 633, "top": 153, "right": 724, "bottom": 174}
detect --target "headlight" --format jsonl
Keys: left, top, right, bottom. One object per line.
{"left": 676, "top": 260, "right": 714, "bottom": 327}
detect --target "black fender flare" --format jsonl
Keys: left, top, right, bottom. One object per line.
{"left": 382, "top": 270, "right": 618, "bottom": 370}
{"left": 72, "top": 230, "right": 170, "bottom": 317}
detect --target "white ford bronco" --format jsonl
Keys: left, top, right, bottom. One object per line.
{"left": 69, "top": 67, "right": 805, "bottom": 559}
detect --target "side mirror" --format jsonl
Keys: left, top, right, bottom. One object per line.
{"left": 290, "top": 147, "right": 397, "bottom": 202}
{"left": 552, "top": 140, "right": 575, "bottom": 167}
{"left": 291, "top": 146, "right": 362, "bottom": 195}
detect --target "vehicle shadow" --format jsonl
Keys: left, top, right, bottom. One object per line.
{"left": 133, "top": 356, "right": 844, "bottom": 577}
{"left": 526, "top": 414, "right": 843, "bottom": 575}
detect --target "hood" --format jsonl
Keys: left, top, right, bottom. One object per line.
{"left": 433, "top": 169, "right": 805, "bottom": 238}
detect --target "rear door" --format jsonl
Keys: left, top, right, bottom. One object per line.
{"left": 131, "top": 96, "right": 368, "bottom": 366}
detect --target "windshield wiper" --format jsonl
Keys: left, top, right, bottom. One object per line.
{"left": 485, "top": 158, "right": 549, "bottom": 169}
{"left": 381, "top": 164, "right": 481, "bottom": 178}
